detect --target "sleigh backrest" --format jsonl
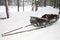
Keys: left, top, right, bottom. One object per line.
{"left": 41, "top": 14, "right": 59, "bottom": 20}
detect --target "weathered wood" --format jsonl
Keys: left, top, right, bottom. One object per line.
{"left": 2, "top": 24, "right": 31, "bottom": 37}
{"left": 2, "top": 27, "right": 40, "bottom": 37}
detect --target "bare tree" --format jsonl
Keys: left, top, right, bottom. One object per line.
{"left": 58, "top": 0, "right": 60, "bottom": 10}
{"left": 54, "top": 0, "right": 56, "bottom": 8}
{"left": 23, "top": 0, "right": 24, "bottom": 11}
{"left": 44, "top": 0, "right": 46, "bottom": 7}
{"left": 17, "top": 0, "right": 19, "bottom": 12}
{"left": 32, "top": 0, "right": 34, "bottom": 11}
{"left": 5, "top": 0, "right": 9, "bottom": 19}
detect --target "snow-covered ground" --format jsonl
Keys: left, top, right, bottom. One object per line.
{"left": 0, "top": 6, "right": 60, "bottom": 40}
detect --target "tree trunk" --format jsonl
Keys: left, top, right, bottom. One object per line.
{"left": 32, "top": 0, "right": 33, "bottom": 11}
{"left": 17, "top": 0, "right": 19, "bottom": 12}
{"left": 23, "top": 0, "right": 24, "bottom": 11}
{"left": 54, "top": 0, "right": 56, "bottom": 8}
{"left": 44, "top": 0, "right": 46, "bottom": 7}
{"left": 5, "top": 0, "right": 9, "bottom": 19}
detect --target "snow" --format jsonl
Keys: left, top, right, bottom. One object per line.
{"left": 0, "top": 6, "right": 60, "bottom": 40}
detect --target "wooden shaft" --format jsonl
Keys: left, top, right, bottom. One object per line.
{"left": 2, "top": 27, "right": 40, "bottom": 37}
{"left": 3, "top": 24, "right": 31, "bottom": 35}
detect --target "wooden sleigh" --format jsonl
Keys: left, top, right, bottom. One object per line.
{"left": 2, "top": 14, "right": 59, "bottom": 37}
